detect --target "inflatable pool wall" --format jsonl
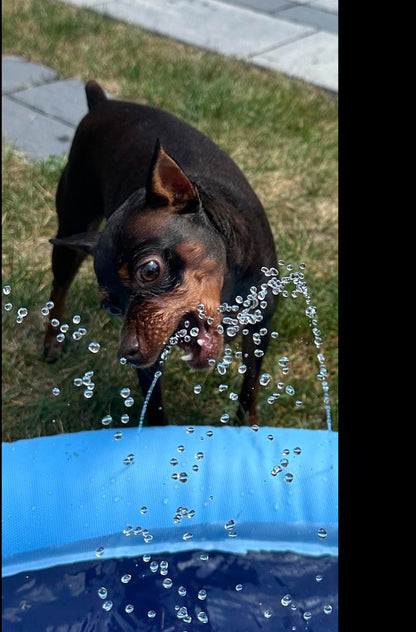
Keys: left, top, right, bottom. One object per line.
{"left": 2, "top": 426, "right": 338, "bottom": 577}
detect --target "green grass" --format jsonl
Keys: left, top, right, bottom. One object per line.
{"left": 2, "top": 0, "right": 338, "bottom": 441}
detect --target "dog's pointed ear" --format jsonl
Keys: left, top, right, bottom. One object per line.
{"left": 50, "top": 231, "right": 101, "bottom": 255}
{"left": 146, "top": 140, "right": 198, "bottom": 209}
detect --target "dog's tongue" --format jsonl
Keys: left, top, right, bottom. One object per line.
{"left": 178, "top": 315, "right": 222, "bottom": 369}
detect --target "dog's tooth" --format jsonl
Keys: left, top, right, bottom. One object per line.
{"left": 180, "top": 352, "right": 193, "bottom": 362}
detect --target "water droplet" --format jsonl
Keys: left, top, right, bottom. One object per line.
{"left": 197, "top": 612, "right": 209, "bottom": 623}
{"left": 293, "top": 446, "right": 302, "bottom": 455}
{"left": 218, "top": 384, "right": 228, "bottom": 392}
{"left": 17, "top": 307, "right": 28, "bottom": 318}
{"left": 121, "top": 414, "right": 129, "bottom": 424}
{"left": 125, "top": 604, "right": 134, "bottom": 613}
{"left": 51, "top": 318, "right": 59, "bottom": 327}
{"left": 147, "top": 610, "right": 156, "bottom": 618}
{"left": 98, "top": 587, "right": 107, "bottom": 599}
{"left": 162, "top": 578, "right": 173, "bottom": 589}
{"left": 140, "top": 506, "right": 147, "bottom": 514}
{"left": 206, "top": 429, "right": 213, "bottom": 437}
{"left": 178, "top": 585, "right": 187, "bottom": 596}
{"left": 263, "top": 609, "right": 273, "bottom": 619}
{"left": 284, "top": 472, "right": 294, "bottom": 483}
{"left": 41, "top": 306, "right": 49, "bottom": 316}
{"left": 150, "top": 561, "right": 159, "bottom": 573}
{"left": 121, "top": 574, "right": 131, "bottom": 583}
{"left": 220, "top": 414, "right": 229, "bottom": 424}
{"left": 95, "top": 546, "right": 104, "bottom": 557}
{"left": 177, "top": 444, "right": 185, "bottom": 453}
{"left": 123, "top": 452, "right": 134, "bottom": 464}
{"left": 101, "top": 414, "right": 112, "bottom": 426}
{"left": 229, "top": 392, "right": 238, "bottom": 401}
{"left": 271, "top": 466, "right": 282, "bottom": 476}
{"left": 179, "top": 472, "right": 188, "bottom": 483}
{"left": 73, "top": 377, "right": 82, "bottom": 387}
{"left": 198, "top": 589, "right": 207, "bottom": 600}
{"left": 280, "top": 458, "right": 289, "bottom": 467}
{"left": 52, "top": 387, "right": 60, "bottom": 397}
{"left": 303, "top": 611, "right": 312, "bottom": 621}
{"left": 281, "top": 594, "right": 292, "bottom": 606}
{"left": 72, "top": 331, "right": 81, "bottom": 340}
{"left": 305, "top": 305, "right": 317, "bottom": 319}
{"left": 195, "top": 451, "right": 204, "bottom": 461}
{"left": 193, "top": 384, "right": 202, "bottom": 394}
{"left": 102, "top": 600, "right": 113, "bottom": 611}
{"left": 170, "top": 458, "right": 178, "bottom": 466}
{"left": 46, "top": 301, "right": 54, "bottom": 309}
{"left": 224, "top": 519, "right": 235, "bottom": 530}
{"left": 124, "top": 396, "right": 134, "bottom": 407}
{"left": 317, "top": 528, "right": 328, "bottom": 539}
{"left": 315, "top": 574, "right": 323, "bottom": 582}
{"left": 72, "top": 314, "right": 81, "bottom": 324}
{"left": 88, "top": 342, "right": 100, "bottom": 353}
{"left": 119, "top": 356, "right": 127, "bottom": 365}
{"left": 186, "top": 426, "right": 195, "bottom": 433}
{"left": 120, "top": 387, "right": 130, "bottom": 398}
{"left": 217, "top": 363, "right": 227, "bottom": 375}
{"left": 235, "top": 584, "right": 243, "bottom": 591}
{"left": 3, "top": 285, "right": 11, "bottom": 295}
{"left": 200, "top": 553, "right": 209, "bottom": 561}
{"left": 254, "top": 349, "right": 264, "bottom": 357}
{"left": 183, "top": 532, "right": 193, "bottom": 541}
{"left": 4, "top": 302, "right": 12, "bottom": 311}
{"left": 323, "top": 604, "right": 333, "bottom": 615}
{"left": 238, "top": 364, "right": 247, "bottom": 374}
{"left": 60, "top": 323, "right": 69, "bottom": 333}
{"left": 260, "top": 373, "right": 271, "bottom": 386}
{"left": 285, "top": 385, "right": 295, "bottom": 396}
{"left": 84, "top": 389, "right": 94, "bottom": 399}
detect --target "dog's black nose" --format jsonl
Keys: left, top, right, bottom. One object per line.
{"left": 119, "top": 336, "right": 142, "bottom": 365}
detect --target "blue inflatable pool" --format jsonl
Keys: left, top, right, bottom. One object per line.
{"left": 2, "top": 426, "right": 337, "bottom": 577}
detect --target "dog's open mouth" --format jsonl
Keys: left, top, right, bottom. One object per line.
{"left": 175, "top": 311, "right": 222, "bottom": 370}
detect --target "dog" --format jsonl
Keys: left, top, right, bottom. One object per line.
{"left": 43, "top": 80, "right": 278, "bottom": 426}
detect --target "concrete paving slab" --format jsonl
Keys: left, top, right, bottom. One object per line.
{"left": 252, "top": 31, "right": 337, "bottom": 92}
{"left": 63, "top": 0, "right": 314, "bottom": 58}
{"left": 278, "top": 5, "right": 338, "bottom": 34}
{"left": 2, "top": 56, "right": 58, "bottom": 95}
{"left": 11, "top": 79, "right": 89, "bottom": 128}
{"left": 2, "top": 96, "right": 75, "bottom": 160}
{"left": 220, "top": 0, "right": 294, "bottom": 12}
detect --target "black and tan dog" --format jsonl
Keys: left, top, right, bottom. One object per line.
{"left": 43, "top": 81, "right": 278, "bottom": 426}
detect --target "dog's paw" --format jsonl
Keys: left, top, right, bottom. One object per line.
{"left": 43, "top": 327, "right": 65, "bottom": 362}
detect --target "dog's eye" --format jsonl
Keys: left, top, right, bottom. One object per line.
{"left": 138, "top": 260, "right": 161, "bottom": 282}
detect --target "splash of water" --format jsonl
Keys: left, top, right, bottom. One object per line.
{"left": 138, "top": 370, "right": 162, "bottom": 433}
{"left": 136, "top": 261, "right": 333, "bottom": 430}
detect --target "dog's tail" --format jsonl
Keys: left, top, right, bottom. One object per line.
{"left": 85, "top": 80, "right": 107, "bottom": 111}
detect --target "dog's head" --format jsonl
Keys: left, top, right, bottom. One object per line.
{"left": 52, "top": 143, "right": 226, "bottom": 369}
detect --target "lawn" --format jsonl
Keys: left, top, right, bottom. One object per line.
{"left": 2, "top": 0, "right": 338, "bottom": 441}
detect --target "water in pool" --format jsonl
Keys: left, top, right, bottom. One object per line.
{"left": 2, "top": 550, "right": 338, "bottom": 631}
